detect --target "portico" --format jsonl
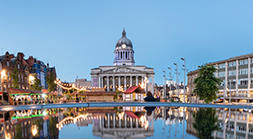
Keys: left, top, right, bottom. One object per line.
{"left": 91, "top": 66, "right": 155, "bottom": 93}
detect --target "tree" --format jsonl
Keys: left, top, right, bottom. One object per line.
{"left": 46, "top": 73, "right": 56, "bottom": 92}
{"left": 11, "top": 67, "right": 19, "bottom": 88}
{"left": 114, "top": 89, "right": 121, "bottom": 101}
{"left": 30, "top": 76, "right": 42, "bottom": 91}
{"left": 193, "top": 65, "right": 221, "bottom": 103}
{"left": 193, "top": 108, "right": 219, "bottom": 139}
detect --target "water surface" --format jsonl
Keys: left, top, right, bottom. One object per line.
{"left": 0, "top": 106, "right": 251, "bottom": 139}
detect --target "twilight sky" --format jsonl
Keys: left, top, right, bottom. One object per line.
{"left": 0, "top": 0, "right": 253, "bottom": 84}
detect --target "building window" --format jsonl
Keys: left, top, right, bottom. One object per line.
{"left": 228, "top": 70, "right": 236, "bottom": 76}
{"left": 252, "top": 58, "right": 253, "bottom": 64}
{"left": 218, "top": 71, "right": 225, "bottom": 77}
{"left": 228, "top": 61, "right": 236, "bottom": 67}
{"left": 7, "top": 61, "right": 9, "bottom": 67}
{"left": 239, "top": 68, "right": 248, "bottom": 75}
{"left": 239, "top": 59, "right": 248, "bottom": 65}
{"left": 239, "top": 78, "right": 248, "bottom": 85}
{"left": 218, "top": 63, "right": 225, "bottom": 69}
{"left": 227, "top": 80, "right": 236, "bottom": 86}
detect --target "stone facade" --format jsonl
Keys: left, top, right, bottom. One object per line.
{"left": 91, "top": 30, "right": 155, "bottom": 94}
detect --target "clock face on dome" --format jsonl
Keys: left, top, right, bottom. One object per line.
{"left": 122, "top": 44, "right": 126, "bottom": 48}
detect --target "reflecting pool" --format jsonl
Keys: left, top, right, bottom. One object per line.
{"left": 0, "top": 106, "right": 252, "bottom": 139}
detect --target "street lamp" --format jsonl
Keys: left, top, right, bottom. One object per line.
{"left": 173, "top": 63, "right": 179, "bottom": 101}
{"left": 180, "top": 58, "right": 186, "bottom": 103}
{"left": 168, "top": 67, "right": 173, "bottom": 98}
{"left": 28, "top": 74, "right": 35, "bottom": 85}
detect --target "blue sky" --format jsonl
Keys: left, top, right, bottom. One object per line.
{"left": 0, "top": 0, "right": 253, "bottom": 84}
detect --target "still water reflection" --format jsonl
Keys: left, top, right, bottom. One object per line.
{"left": 0, "top": 106, "right": 252, "bottom": 139}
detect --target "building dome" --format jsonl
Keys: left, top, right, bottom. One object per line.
{"left": 115, "top": 29, "right": 133, "bottom": 48}
{"left": 113, "top": 29, "right": 135, "bottom": 66}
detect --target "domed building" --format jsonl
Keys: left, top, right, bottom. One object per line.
{"left": 113, "top": 29, "right": 135, "bottom": 66}
{"left": 91, "top": 29, "right": 155, "bottom": 94}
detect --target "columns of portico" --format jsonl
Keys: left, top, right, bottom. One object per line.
{"left": 136, "top": 119, "right": 139, "bottom": 128}
{"left": 113, "top": 76, "right": 115, "bottom": 91}
{"left": 99, "top": 116, "right": 102, "bottom": 128}
{"left": 100, "top": 76, "right": 104, "bottom": 88}
{"left": 98, "top": 76, "right": 101, "bottom": 88}
{"left": 136, "top": 76, "right": 138, "bottom": 86}
{"left": 107, "top": 114, "right": 110, "bottom": 128}
{"left": 113, "top": 113, "right": 115, "bottom": 128}
{"left": 119, "top": 116, "right": 121, "bottom": 127}
{"left": 107, "top": 76, "right": 109, "bottom": 92}
{"left": 152, "top": 76, "right": 154, "bottom": 95}
{"left": 124, "top": 76, "right": 127, "bottom": 91}
{"left": 118, "top": 76, "right": 121, "bottom": 89}
{"left": 130, "top": 117, "right": 133, "bottom": 128}
{"left": 130, "top": 75, "right": 132, "bottom": 87}
{"left": 124, "top": 115, "right": 127, "bottom": 128}
{"left": 145, "top": 76, "right": 148, "bottom": 92}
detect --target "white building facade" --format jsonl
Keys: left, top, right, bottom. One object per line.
{"left": 91, "top": 29, "right": 155, "bottom": 94}
{"left": 188, "top": 53, "right": 253, "bottom": 102}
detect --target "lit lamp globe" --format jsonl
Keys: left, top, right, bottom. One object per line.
{"left": 1, "top": 69, "right": 7, "bottom": 80}
{"left": 28, "top": 75, "right": 35, "bottom": 85}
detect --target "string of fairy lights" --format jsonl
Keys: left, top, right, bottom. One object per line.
{"left": 54, "top": 77, "right": 149, "bottom": 92}
{"left": 54, "top": 78, "right": 101, "bottom": 92}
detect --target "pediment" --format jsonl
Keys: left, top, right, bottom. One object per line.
{"left": 102, "top": 67, "right": 144, "bottom": 74}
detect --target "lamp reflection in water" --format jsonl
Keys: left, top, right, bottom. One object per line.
{"left": 118, "top": 112, "right": 124, "bottom": 120}
{"left": 140, "top": 115, "right": 149, "bottom": 129}
{"left": 4, "top": 131, "right": 11, "bottom": 139}
{"left": 31, "top": 124, "right": 38, "bottom": 136}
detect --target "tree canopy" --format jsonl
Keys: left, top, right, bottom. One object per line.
{"left": 193, "top": 65, "right": 221, "bottom": 103}
{"left": 30, "top": 75, "right": 42, "bottom": 91}
{"left": 11, "top": 67, "right": 19, "bottom": 88}
{"left": 46, "top": 73, "right": 56, "bottom": 92}
{"left": 193, "top": 108, "right": 219, "bottom": 139}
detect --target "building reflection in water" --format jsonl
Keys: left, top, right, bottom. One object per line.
{"left": 2, "top": 106, "right": 253, "bottom": 139}
{"left": 187, "top": 108, "right": 253, "bottom": 139}
{"left": 92, "top": 107, "right": 154, "bottom": 139}
{"left": 56, "top": 107, "right": 154, "bottom": 139}
{"left": 0, "top": 109, "right": 59, "bottom": 139}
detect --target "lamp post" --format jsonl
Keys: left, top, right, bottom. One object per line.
{"left": 168, "top": 67, "right": 173, "bottom": 98}
{"left": 181, "top": 58, "right": 186, "bottom": 103}
{"left": 173, "top": 63, "right": 179, "bottom": 101}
